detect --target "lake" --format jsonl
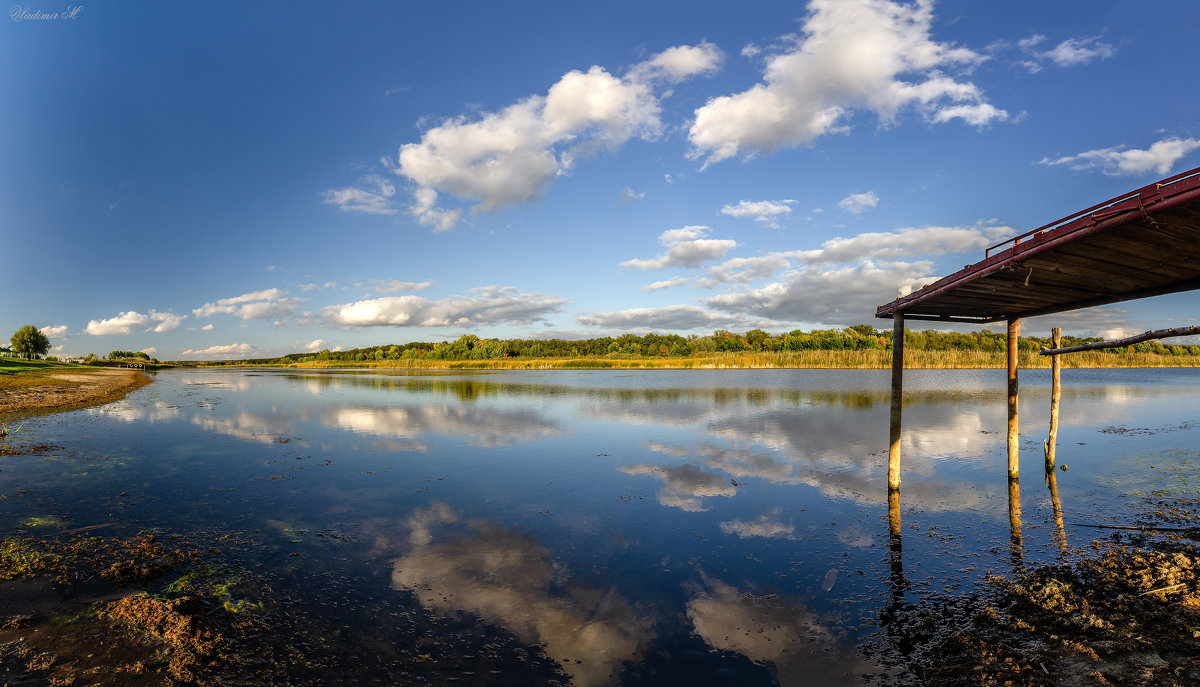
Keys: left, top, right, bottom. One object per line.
{"left": 3, "top": 367, "right": 1199, "bottom": 685}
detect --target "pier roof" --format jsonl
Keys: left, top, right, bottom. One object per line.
{"left": 876, "top": 168, "right": 1200, "bottom": 323}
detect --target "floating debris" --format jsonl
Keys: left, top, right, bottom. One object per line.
{"left": 821, "top": 568, "right": 837, "bottom": 593}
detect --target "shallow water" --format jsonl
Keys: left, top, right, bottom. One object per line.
{"left": 3, "top": 367, "right": 1199, "bottom": 684}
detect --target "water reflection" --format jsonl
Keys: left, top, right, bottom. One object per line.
{"left": 391, "top": 503, "right": 651, "bottom": 687}
{"left": 685, "top": 574, "right": 868, "bottom": 686}
{"left": 1008, "top": 478, "right": 1024, "bottom": 570}
{"left": 324, "top": 404, "right": 562, "bottom": 448}
{"left": 17, "top": 367, "right": 1200, "bottom": 685}
{"left": 1046, "top": 469, "right": 1069, "bottom": 556}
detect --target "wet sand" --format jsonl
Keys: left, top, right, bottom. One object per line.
{"left": 0, "top": 368, "right": 152, "bottom": 416}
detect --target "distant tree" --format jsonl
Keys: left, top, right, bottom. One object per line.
{"left": 11, "top": 325, "right": 50, "bottom": 360}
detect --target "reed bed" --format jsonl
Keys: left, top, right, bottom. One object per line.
{"left": 280, "top": 349, "right": 1200, "bottom": 371}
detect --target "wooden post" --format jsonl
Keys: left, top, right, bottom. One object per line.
{"left": 1044, "top": 327, "right": 1061, "bottom": 470}
{"left": 888, "top": 487, "right": 901, "bottom": 540}
{"left": 888, "top": 313, "right": 904, "bottom": 491}
{"left": 1007, "top": 317, "right": 1020, "bottom": 480}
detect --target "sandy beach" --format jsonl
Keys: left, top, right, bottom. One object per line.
{"left": 0, "top": 368, "right": 152, "bottom": 416}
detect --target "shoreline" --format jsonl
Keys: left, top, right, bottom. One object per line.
{"left": 0, "top": 368, "right": 153, "bottom": 417}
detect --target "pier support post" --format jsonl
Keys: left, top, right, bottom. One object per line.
{"left": 1007, "top": 317, "right": 1021, "bottom": 480}
{"left": 888, "top": 313, "right": 904, "bottom": 491}
{"left": 1044, "top": 327, "right": 1061, "bottom": 471}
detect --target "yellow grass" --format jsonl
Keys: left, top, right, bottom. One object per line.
{"left": 275, "top": 349, "right": 1200, "bottom": 370}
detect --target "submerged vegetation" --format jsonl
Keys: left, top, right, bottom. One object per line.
{"left": 183, "top": 326, "right": 1200, "bottom": 368}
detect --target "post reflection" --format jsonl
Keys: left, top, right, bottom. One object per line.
{"left": 1007, "top": 478, "right": 1023, "bottom": 570}
{"left": 880, "top": 488, "right": 911, "bottom": 661}
{"left": 1046, "top": 468, "right": 1069, "bottom": 555}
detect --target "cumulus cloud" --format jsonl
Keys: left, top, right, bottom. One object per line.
{"left": 1019, "top": 34, "right": 1115, "bottom": 72}
{"left": 627, "top": 41, "right": 723, "bottom": 83}
{"left": 39, "top": 325, "right": 69, "bottom": 338}
{"left": 643, "top": 277, "right": 690, "bottom": 292}
{"left": 620, "top": 226, "right": 737, "bottom": 270}
{"left": 703, "top": 255, "right": 792, "bottom": 285}
{"left": 180, "top": 343, "right": 255, "bottom": 357}
{"left": 703, "top": 223, "right": 1012, "bottom": 324}
{"left": 576, "top": 305, "right": 751, "bottom": 331}
{"left": 409, "top": 187, "right": 462, "bottom": 232}
{"left": 323, "top": 286, "right": 566, "bottom": 327}
{"left": 1036, "top": 136, "right": 1200, "bottom": 177}
{"left": 139, "top": 347, "right": 157, "bottom": 356}
{"left": 798, "top": 223, "right": 1012, "bottom": 263}
{"left": 837, "top": 190, "right": 879, "bottom": 214}
{"left": 719, "top": 199, "right": 795, "bottom": 227}
{"left": 321, "top": 175, "right": 398, "bottom": 215}
{"left": 192, "top": 289, "right": 302, "bottom": 321}
{"left": 303, "top": 339, "right": 329, "bottom": 352}
{"left": 689, "top": 0, "right": 1005, "bottom": 166}
{"left": 369, "top": 279, "right": 432, "bottom": 294}
{"left": 84, "top": 310, "right": 185, "bottom": 336}
{"left": 394, "top": 43, "right": 721, "bottom": 229}
{"left": 706, "top": 259, "right": 941, "bottom": 323}
{"left": 201, "top": 324, "right": 214, "bottom": 331}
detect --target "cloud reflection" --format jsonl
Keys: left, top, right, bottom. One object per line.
{"left": 619, "top": 463, "right": 736, "bottom": 511}
{"left": 325, "top": 404, "right": 562, "bottom": 448}
{"left": 686, "top": 575, "right": 869, "bottom": 687}
{"left": 391, "top": 503, "right": 652, "bottom": 687}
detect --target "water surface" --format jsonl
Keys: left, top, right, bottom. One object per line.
{"left": 3, "top": 367, "right": 1198, "bottom": 684}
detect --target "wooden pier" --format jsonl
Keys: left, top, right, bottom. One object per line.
{"left": 877, "top": 167, "right": 1200, "bottom": 490}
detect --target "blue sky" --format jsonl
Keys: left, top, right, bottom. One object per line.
{"left": 3, "top": 0, "right": 1199, "bottom": 360}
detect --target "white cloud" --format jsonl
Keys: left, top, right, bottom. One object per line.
{"left": 797, "top": 223, "right": 1012, "bottom": 263}
{"left": 324, "top": 286, "right": 566, "bottom": 327}
{"left": 371, "top": 279, "right": 432, "bottom": 294}
{"left": 621, "top": 225, "right": 737, "bottom": 270}
{"left": 409, "top": 187, "right": 462, "bottom": 232}
{"left": 644, "top": 277, "right": 690, "bottom": 292}
{"left": 704, "top": 255, "right": 792, "bottom": 285}
{"left": 628, "top": 41, "right": 723, "bottom": 83}
{"left": 394, "top": 43, "right": 720, "bottom": 229}
{"left": 84, "top": 310, "right": 185, "bottom": 336}
{"left": 836, "top": 191, "right": 879, "bottom": 215}
{"left": 620, "top": 187, "right": 646, "bottom": 203}
{"left": 1037, "top": 136, "right": 1200, "bottom": 177}
{"left": 720, "top": 199, "right": 795, "bottom": 227}
{"left": 576, "top": 305, "right": 751, "bottom": 331}
{"left": 139, "top": 347, "right": 157, "bottom": 356}
{"left": 1019, "top": 34, "right": 1115, "bottom": 72}
{"left": 201, "top": 323, "right": 214, "bottom": 331}
{"left": 303, "top": 339, "right": 329, "bottom": 352}
{"left": 180, "top": 343, "right": 256, "bottom": 358}
{"left": 321, "top": 175, "right": 398, "bottom": 215}
{"left": 706, "top": 259, "right": 939, "bottom": 323}
{"left": 39, "top": 324, "right": 69, "bottom": 338}
{"left": 701, "top": 223, "right": 1011, "bottom": 325}
{"left": 689, "top": 0, "right": 1005, "bottom": 166}
{"left": 192, "top": 289, "right": 302, "bottom": 321}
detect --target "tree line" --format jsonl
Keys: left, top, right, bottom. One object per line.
{"left": 201, "top": 326, "right": 1200, "bottom": 365}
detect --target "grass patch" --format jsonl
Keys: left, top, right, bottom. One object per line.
{"left": 266, "top": 349, "right": 1200, "bottom": 370}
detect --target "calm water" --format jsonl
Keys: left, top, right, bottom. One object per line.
{"left": 3, "top": 367, "right": 1200, "bottom": 684}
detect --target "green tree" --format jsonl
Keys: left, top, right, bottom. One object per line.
{"left": 11, "top": 325, "right": 50, "bottom": 360}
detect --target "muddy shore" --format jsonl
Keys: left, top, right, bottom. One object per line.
{"left": 0, "top": 368, "right": 152, "bottom": 417}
